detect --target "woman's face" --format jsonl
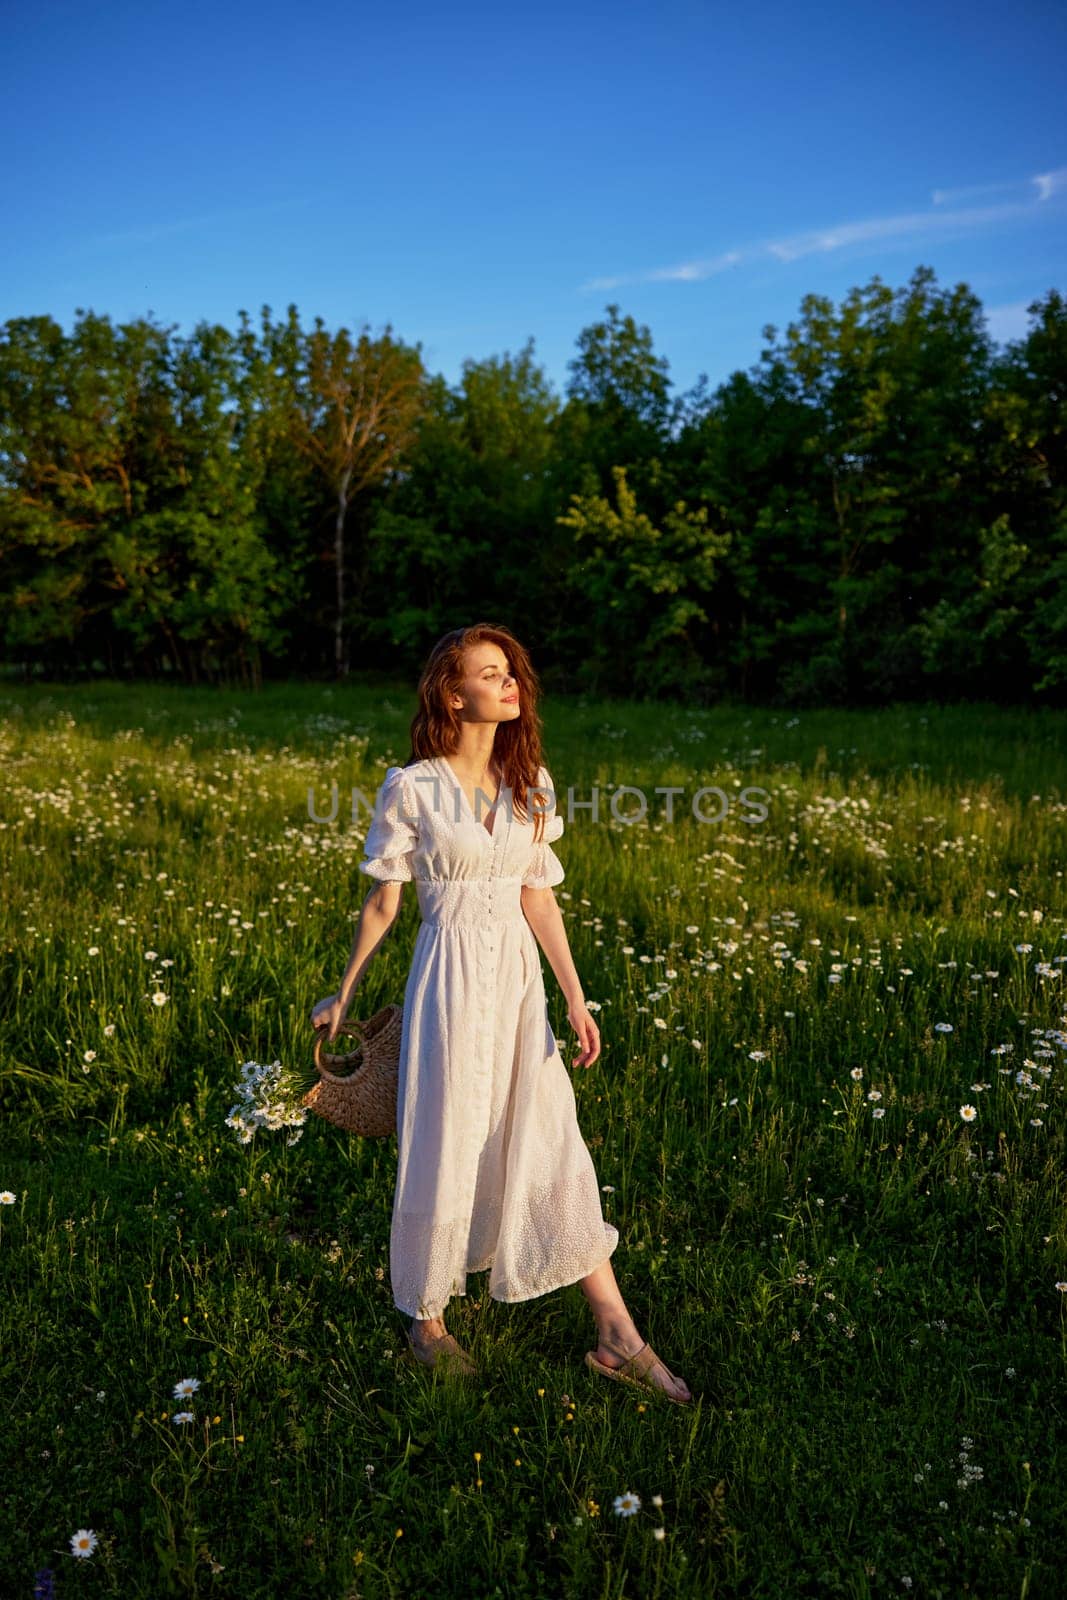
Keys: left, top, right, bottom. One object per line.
{"left": 451, "top": 643, "right": 521, "bottom": 726}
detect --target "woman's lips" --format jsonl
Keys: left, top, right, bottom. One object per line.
{"left": 502, "top": 695, "right": 518, "bottom": 704}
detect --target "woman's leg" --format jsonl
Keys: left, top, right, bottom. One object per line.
{"left": 409, "top": 1311, "right": 448, "bottom": 1344}
{"left": 577, "top": 1257, "right": 691, "bottom": 1401}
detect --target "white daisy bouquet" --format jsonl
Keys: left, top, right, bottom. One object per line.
{"left": 224, "top": 1056, "right": 312, "bottom": 1145}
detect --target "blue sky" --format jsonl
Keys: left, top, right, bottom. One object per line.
{"left": 3, "top": 0, "right": 1064, "bottom": 400}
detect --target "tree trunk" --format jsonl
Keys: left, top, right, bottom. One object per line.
{"left": 335, "top": 478, "right": 349, "bottom": 680}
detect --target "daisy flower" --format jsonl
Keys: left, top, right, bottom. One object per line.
{"left": 0, "top": 1191, "right": 15, "bottom": 1204}
{"left": 613, "top": 1490, "right": 641, "bottom": 1517}
{"left": 151, "top": 991, "right": 168, "bottom": 1007}
{"left": 959, "top": 1105, "right": 977, "bottom": 1122}
{"left": 172, "top": 1377, "right": 201, "bottom": 1399}
{"left": 69, "top": 1529, "right": 98, "bottom": 1558}
{"left": 172, "top": 1411, "right": 195, "bottom": 1425}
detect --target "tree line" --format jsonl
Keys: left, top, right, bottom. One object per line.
{"left": 1, "top": 264, "right": 1064, "bottom": 704}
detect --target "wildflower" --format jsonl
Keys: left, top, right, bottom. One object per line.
{"left": 653, "top": 1527, "right": 666, "bottom": 1540}
{"left": 173, "top": 1377, "right": 201, "bottom": 1399}
{"left": 872, "top": 1107, "right": 885, "bottom": 1119}
{"left": 653, "top": 1018, "right": 667, "bottom": 1030}
{"left": 104, "top": 1024, "right": 116, "bottom": 1037}
{"left": 748, "top": 1050, "right": 768, "bottom": 1061}
{"left": 83, "top": 1050, "right": 96, "bottom": 1063}
{"left": 144, "top": 950, "right": 158, "bottom": 961}
{"left": 934, "top": 1022, "right": 954, "bottom": 1033}
{"left": 69, "top": 1530, "right": 98, "bottom": 1558}
{"left": 172, "top": 1411, "right": 195, "bottom": 1425}
{"left": 614, "top": 1490, "right": 641, "bottom": 1517}
{"left": 850, "top": 1067, "right": 864, "bottom": 1080}
{"left": 651, "top": 1493, "right": 663, "bottom": 1507}
{"left": 959, "top": 1105, "right": 977, "bottom": 1123}
{"left": 0, "top": 1191, "right": 15, "bottom": 1204}
{"left": 87, "top": 946, "right": 100, "bottom": 956}
{"left": 867, "top": 1089, "right": 882, "bottom": 1101}
{"left": 1055, "top": 1282, "right": 1067, "bottom": 1293}
{"left": 151, "top": 991, "right": 168, "bottom": 1007}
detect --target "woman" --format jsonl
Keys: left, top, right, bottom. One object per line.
{"left": 311, "top": 624, "right": 692, "bottom": 1404}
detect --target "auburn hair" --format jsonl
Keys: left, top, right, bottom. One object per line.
{"left": 405, "top": 624, "right": 553, "bottom": 842}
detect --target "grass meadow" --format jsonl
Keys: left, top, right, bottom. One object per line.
{"left": 1, "top": 680, "right": 1066, "bottom": 1599}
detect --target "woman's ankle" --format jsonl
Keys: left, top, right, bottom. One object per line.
{"left": 597, "top": 1316, "right": 641, "bottom": 1349}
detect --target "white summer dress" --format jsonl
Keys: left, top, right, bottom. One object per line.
{"left": 358, "top": 757, "right": 619, "bottom": 1320}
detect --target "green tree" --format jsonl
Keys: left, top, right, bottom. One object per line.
{"left": 559, "top": 304, "right": 675, "bottom": 505}
{"left": 365, "top": 342, "right": 562, "bottom": 661}
{"left": 287, "top": 317, "right": 427, "bottom": 677}
{"left": 557, "top": 464, "right": 730, "bottom": 698}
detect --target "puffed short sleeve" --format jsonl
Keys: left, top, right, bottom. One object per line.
{"left": 359, "top": 765, "right": 418, "bottom": 882}
{"left": 522, "top": 767, "right": 565, "bottom": 889}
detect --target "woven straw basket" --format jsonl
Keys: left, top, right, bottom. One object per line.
{"left": 303, "top": 1004, "right": 403, "bottom": 1137}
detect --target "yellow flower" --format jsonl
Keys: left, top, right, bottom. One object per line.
{"left": 473, "top": 1451, "right": 482, "bottom": 1462}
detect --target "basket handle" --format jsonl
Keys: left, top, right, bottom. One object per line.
{"left": 313, "top": 1016, "right": 369, "bottom": 1077}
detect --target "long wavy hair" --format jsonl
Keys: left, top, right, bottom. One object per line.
{"left": 405, "top": 624, "right": 553, "bottom": 841}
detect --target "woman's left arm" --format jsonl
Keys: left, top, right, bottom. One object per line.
{"left": 521, "top": 886, "right": 601, "bottom": 1068}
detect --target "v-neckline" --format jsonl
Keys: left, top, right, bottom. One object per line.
{"left": 435, "top": 755, "right": 504, "bottom": 839}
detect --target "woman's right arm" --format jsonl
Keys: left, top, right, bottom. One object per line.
{"left": 310, "top": 880, "right": 405, "bottom": 1039}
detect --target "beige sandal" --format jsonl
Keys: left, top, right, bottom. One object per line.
{"left": 585, "top": 1336, "right": 692, "bottom": 1404}
{"left": 404, "top": 1326, "right": 478, "bottom": 1378}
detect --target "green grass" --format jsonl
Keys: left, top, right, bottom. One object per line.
{"left": 1, "top": 681, "right": 1065, "bottom": 1598}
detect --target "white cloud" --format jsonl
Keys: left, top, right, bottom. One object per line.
{"left": 581, "top": 161, "right": 1067, "bottom": 292}
{"left": 931, "top": 180, "right": 1013, "bottom": 206}
{"left": 1033, "top": 166, "right": 1067, "bottom": 202}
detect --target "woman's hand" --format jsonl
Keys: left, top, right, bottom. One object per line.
{"left": 310, "top": 992, "right": 348, "bottom": 1042}
{"left": 567, "top": 1001, "right": 600, "bottom": 1069}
